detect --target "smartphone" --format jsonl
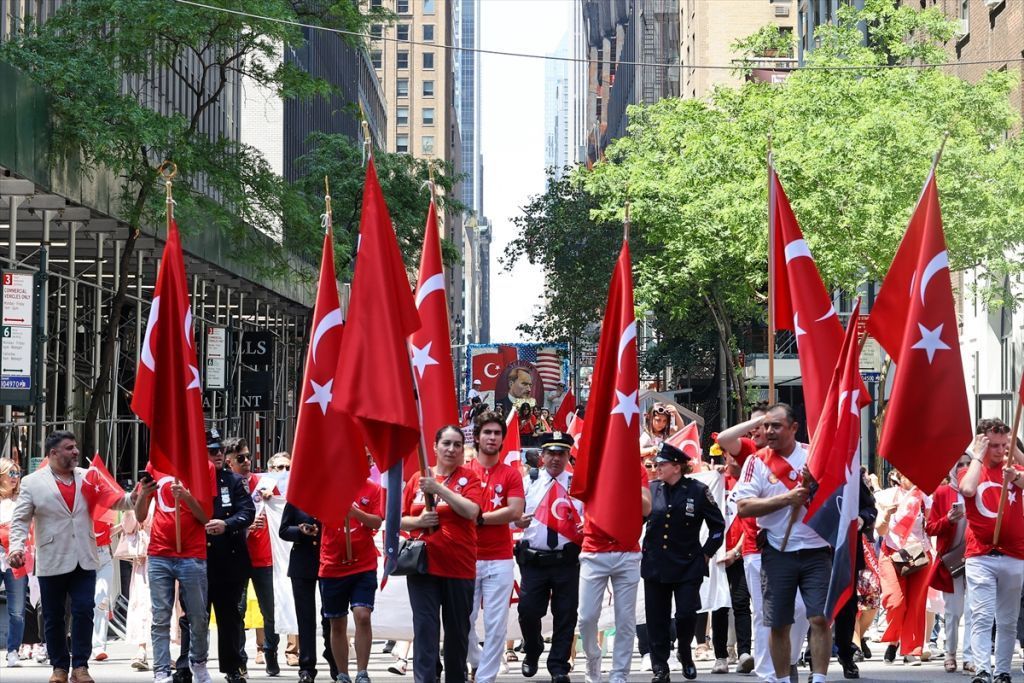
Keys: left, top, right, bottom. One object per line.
{"left": 137, "top": 470, "right": 154, "bottom": 485}
{"left": 951, "top": 501, "right": 964, "bottom": 514}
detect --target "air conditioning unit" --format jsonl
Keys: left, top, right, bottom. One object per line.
{"left": 957, "top": 17, "right": 969, "bottom": 36}
{"left": 774, "top": 4, "right": 790, "bottom": 16}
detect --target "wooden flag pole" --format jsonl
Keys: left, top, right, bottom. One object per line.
{"left": 766, "top": 139, "right": 776, "bottom": 406}
{"left": 993, "top": 378, "right": 1024, "bottom": 546}
{"left": 160, "top": 161, "right": 183, "bottom": 555}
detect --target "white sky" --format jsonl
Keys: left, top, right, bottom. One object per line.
{"left": 480, "top": 0, "right": 573, "bottom": 342}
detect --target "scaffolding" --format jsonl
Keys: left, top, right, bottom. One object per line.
{"left": 0, "top": 173, "right": 312, "bottom": 482}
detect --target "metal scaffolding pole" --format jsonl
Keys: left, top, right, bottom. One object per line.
{"left": 65, "top": 222, "right": 77, "bottom": 430}
{"left": 132, "top": 250, "right": 145, "bottom": 480}
{"left": 37, "top": 210, "right": 51, "bottom": 458}
{"left": 4, "top": 196, "right": 20, "bottom": 454}
{"left": 93, "top": 232, "right": 104, "bottom": 451}
{"left": 111, "top": 239, "right": 121, "bottom": 477}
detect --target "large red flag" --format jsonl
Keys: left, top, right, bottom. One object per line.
{"left": 82, "top": 454, "right": 124, "bottom": 524}
{"left": 288, "top": 229, "right": 367, "bottom": 524}
{"left": 805, "top": 306, "right": 871, "bottom": 620}
{"left": 332, "top": 159, "right": 422, "bottom": 472}
{"left": 569, "top": 240, "right": 643, "bottom": 547}
{"left": 866, "top": 172, "right": 971, "bottom": 492}
{"left": 533, "top": 479, "right": 583, "bottom": 545}
{"left": 407, "top": 199, "right": 458, "bottom": 478}
{"left": 771, "top": 168, "right": 844, "bottom": 437}
{"left": 500, "top": 412, "right": 522, "bottom": 466}
{"left": 131, "top": 219, "right": 212, "bottom": 514}
{"left": 472, "top": 346, "right": 520, "bottom": 392}
{"left": 552, "top": 389, "right": 576, "bottom": 432}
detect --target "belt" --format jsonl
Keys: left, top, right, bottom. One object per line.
{"left": 988, "top": 549, "right": 1005, "bottom": 557}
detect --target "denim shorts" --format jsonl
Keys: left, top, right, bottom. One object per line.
{"left": 319, "top": 570, "right": 377, "bottom": 618}
{"left": 760, "top": 544, "right": 831, "bottom": 627}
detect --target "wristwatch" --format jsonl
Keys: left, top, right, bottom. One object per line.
{"left": 477, "top": 513, "right": 485, "bottom": 527}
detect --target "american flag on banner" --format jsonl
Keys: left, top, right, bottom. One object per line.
{"left": 519, "top": 346, "right": 563, "bottom": 386}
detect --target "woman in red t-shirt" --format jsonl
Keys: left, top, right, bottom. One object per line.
{"left": 402, "top": 425, "right": 483, "bottom": 683}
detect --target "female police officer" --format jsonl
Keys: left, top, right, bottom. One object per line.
{"left": 643, "top": 442, "right": 725, "bottom": 682}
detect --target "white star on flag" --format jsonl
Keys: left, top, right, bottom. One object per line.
{"left": 1010, "top": 490, "right": 1018, "bottom": 505}
{"left": 794, "top": 312, "right": 806, "bottom": 338}
{"left": 610, "top": 389, "right": 640, "bottom": 427}
{"left": 187, "top": 365, "right": 201, "bottom": 390}
{"left": 911, "top": 323, "right": 950, "bottom": 363}
{"left": 491, "top": 493, "right": 503, "bottom": 508}
{"left": 410, "top": 342, "right": 439, "bottom": 379}
{"left": 306, "top": 378, "right": 334, "bottom": 416}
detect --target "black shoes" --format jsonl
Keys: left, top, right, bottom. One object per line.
{"left": 860, "top": 638, "right": 872, "bottom": 659}
{"left": 971, "top": 672, "right": 992, "bottom": 683}
{"left": 884, "top": 644, "right": 897, "bottom": 664}
{"left": 994, "top": 674, "right": 1011, "bottom": 683}
{"left": 171, "top": 670, "right": 192, "bottom": 683}
{"left": 522, "top": 659, "right": 539, "bottom": 678}
{"left": 265, "top": 651, "right": 280, "bottom": 677}
{"left": 551, "top": 676, "right": 570, "bottom": 683}
{"left": 838, "top": 657, "right": 860, "bottom": 680}
{"left": 226, "top": 675, "right": 247, "bottom": 683}
{"left": 681, "top": 662, "right": 697, "bottom": 681}
{"left": 652, "top": 669, "right": 671, "bottom": 683}
{"left": 298, "top": 673, "right": 314, "bottom": 683}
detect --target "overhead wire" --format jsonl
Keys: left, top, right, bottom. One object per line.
{"left": 170, "top": 0, "right": 1024, "bottom": 73}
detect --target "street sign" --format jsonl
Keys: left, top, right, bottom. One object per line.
{"left": 2, "top": 272, "right": 33, "bottom": 325}
{"left": 206, "top": 326, "right": 227, "bottom": 390}
{"left": 0, "top": 270, "right": 39, "bottom": 403}
{"left": 861, "top": 371, "right": 881, "bottom": 383}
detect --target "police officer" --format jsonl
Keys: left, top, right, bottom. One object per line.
{"left": 643, "top": 442, "right": 725, "bottom": 682}
{"left": 205, "top": 432, "right": 256, "bottom": 682}
{"left": 515, "top": 432, "right": 584, "bottom": 683}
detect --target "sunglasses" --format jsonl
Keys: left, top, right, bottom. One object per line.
{"left": 233, "top": 453, "right": 251, "bottom": 464}
{"left": 653, "top": 406, "right": 668, "bottom": 415}
{"left": 5, "top": 470, "right": 20, "bottom": 478}
{"left": 644, "top": 462, "right": 656, "bottom": 471}
{"left": 271, "top": 465, "right": 290, "bottom": 471}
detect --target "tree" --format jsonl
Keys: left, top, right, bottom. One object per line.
{"left": 584, "top": 0, "right": 1024, "bottom": 415}
{"left": 0, "top": 0, "right": 388, "bottom": 457}
{"left": 288, "top": 132, "right": 465, "bottom": 275}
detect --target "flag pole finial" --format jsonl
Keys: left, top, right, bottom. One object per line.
{"left": 623, "top": 199, "right": 631, "bottom": 242}
{"left": 930, "top": 131, "right": 951, "bottom": 177}
{"left": 322, "top": 176, "right": 333, "bottom": 236}
{"left": 159, "top": 161, "right": 177, "bottom": 225}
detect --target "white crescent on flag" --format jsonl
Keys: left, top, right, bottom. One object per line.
{"left": 415, "top": 273, "right": 445, "bottom": 309}
{"left": 550, "top": 497, "right": 573, "bottom": 521}
{"left": 141, "top": 296, "right": 160, "bottom": 372}
{"left": 311, "top": 308, "right": 343, "bottom": 364}
{"left": 784, "top": 239, "right": 813, "bottom": 263}
{"left": 919, "top": 250, "right": 949, "bottom": 305}
{"left": 618, "top": 321, "right": 637, "bottom": 369}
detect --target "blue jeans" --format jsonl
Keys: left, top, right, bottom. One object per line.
{"left": 38, "top": 564, "right": 96, "bottom": 671}
{"left": 149, "top": 556, "right": 209, "bottom": 677}
{"left": 2, "top": 568, "right": 27, "bottom": 652}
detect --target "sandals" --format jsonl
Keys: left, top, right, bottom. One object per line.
{"left": 505, "top": 649, "right": 519, "bottom": 662}
{"left": 944, "top": 657, "right": 957, "bottom": 673}
{"left": 387, "top": 658, "right": 408, "bottom": 676}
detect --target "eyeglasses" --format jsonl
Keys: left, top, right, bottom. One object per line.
{"left": 5, "top": 470, "right": 20, "bottom": 478}
{"left": 644, "top": 462, "right": 655, "bottom": 471}
{"left": 234, "top": 452, "right": 251, "bottom": 464}
{"left": 270, "top": 465, "right": 290, "bottom": 471}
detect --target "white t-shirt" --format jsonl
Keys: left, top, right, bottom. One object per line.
{"left": 880, "top": 486, "right": 932, "bottom": 552}
{"left": 731, "top": 443, "right": 828, "bottom": 552}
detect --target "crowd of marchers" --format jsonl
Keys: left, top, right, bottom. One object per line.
{"left": 1, "top": 407, "right": 1023, "bottom": 683}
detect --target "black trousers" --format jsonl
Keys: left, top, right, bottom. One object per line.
{"left": 517, "top": 560, "right": 580, "bottom": 676}
{"left": 407, "top": 574, "right": 474, "bottom": 683}
{"left": 711, "top": 560, "right": 752, "bottom": 657}
{"left": 645, "top": 579, "right": 702, "bottom": 673}
{"left": 291, "top": 577, "right": 338, "bottom": 679}
{"left": 834, "top": 586, "right": 858, "bottom": 660}
{"left": 209, "top": 577, "right": 248, "bottom": 675}
{"left": 238, "top": 567, "right": 279, "bottom": 665}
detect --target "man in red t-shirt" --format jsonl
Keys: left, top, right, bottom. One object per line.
{"left": 467, "top": 413, "right": 525, "bottom": 683}
{"left": 958, "top": 418, "right": 1024, "bottom": 683}
{"left": 135, "top": 459, "right": 214, "bottom": 683}
{"left": 227, "top": 438, "right": 280, "bottom": 676}
{"left": 320, "top": 477, "right": 382, "bottom": 683}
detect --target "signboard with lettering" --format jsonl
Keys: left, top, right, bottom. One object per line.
{"left": 240, "top": 371, "right": 273, "bottom": 412}
{"left": 206, "top": 326, "right": 227, "bottom": 390}
{"left": 0, "top": 271, "right": 38, "bottom": 403}
{"left": 240, "top": 330, "right": 275, "bottom": 366}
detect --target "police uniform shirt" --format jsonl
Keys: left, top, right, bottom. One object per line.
{"left": 641, "top": 475, "right": 725, "bottom": 584}
{"left": 730, "top": 442, "right": 828, "bottom": 552}
{"left": 521, "top": 469, "right": 584, "bottom": 551}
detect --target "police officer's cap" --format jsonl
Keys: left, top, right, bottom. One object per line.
{"left": 539, "top": 431, "right": 574, "bottom": 452}
{"left": 654, "top": 442, "right": 686, "bottom": 464}
{"left": 206, "top": 427, "right": 222, "bottom": 451}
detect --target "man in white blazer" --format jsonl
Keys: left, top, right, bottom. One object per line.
{"left": 8, "top": 430, "right": 137, "bottom": 683}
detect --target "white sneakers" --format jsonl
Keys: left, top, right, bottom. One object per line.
{"left": 191, "top": 661, "right": 214, "bottom": 683}
{"left": 6, "top": 652, "right": 20, "bottom": 668}
{"left": 711, "top": 658, "right": 730, "bottom": 674}
{"left": 640, "top": 654, "right": 652, "bottom": 672}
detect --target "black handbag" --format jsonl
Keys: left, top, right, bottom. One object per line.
{"left": 392, "top": 538, "right": 428, "bottom": 576}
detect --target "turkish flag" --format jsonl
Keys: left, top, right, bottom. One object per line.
{"left": 771, "top": 168, "right": 844, "bottom": 438}
{"left": 804, "top": 306, "right": 871, "bottom": 619}
{"left": 866, "top": 172, "right": 971, "bottom": 492}
{"left": 533, "top": 479, "right": 583, "bottom": 545}
{"left": 666, "top": 421, "right": 702, "bottom": 465}
{"left": 131, "top": 219, "right": 212, "bottom": 515}
{"left": 472, "top": 346, "right": 519, "bottom": 392}
{"left": 407, "top": 199, "right": 458, "bottom": 478}
{"left": 552, "top": 389, "right": 576, "bottom": 432}
{"left": 569, "top": 240, "right": 643, "bottom": 547}
{"left": 288, "top": 228, "right": 367, "bottom": 525}
{"left": 82, "top": 453, "right": 123, "bottom": 524}
{"left": 501, "top": 412, "right": 522, "bottom": 466}
{"left": 332, "top": 159, "right": 422, "bottom": 473}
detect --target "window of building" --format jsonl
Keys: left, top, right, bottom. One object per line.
{"left": 423, "top": 0, "right": 435, "bottom": 14}
{"left": 397, "top": 134, "right": 409, "bottom": 153}
{"left": 370, "top": 24, "right": 382, "bottom": 39}
{"left": 397, "top": 107, "right": 409, "bottom": 126}
{"left": 397, "top": 24, "right": 410, "bottom": 41}
{"left": 422, "top": 24, "right": 435, "bottom": 42}
{"left": 958, "top": 0, "right": 969, "bottom": 35}
{"left": 397, "top": 78, "right": 409, "bottom": 97}
{"left": 397, "top": 0, "right": 410, "bottom": 14}
{"left": 422, "top": 108, "right": 435, "bottom": 125}
{"left": 371, "top": 0, "right": 382, "bottom": 6}
{"left": 423, "top": 52, "right": 434, "bottom": 69}
{"left": 422, "top": 80, "right": 434, "bottom": 97}
{"left": 397, "top": 51, "right": 409, "bottom": 69}
{"left": 371, "top": 50, "right": 382, "bottom": 69}
{"left": 422, "top": 135, "right": 435, "bottom": 155}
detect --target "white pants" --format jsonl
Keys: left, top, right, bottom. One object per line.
{"left": 744, "top": 554, "right": 807, "bottom": 682}
{"left": 92, "top": 546, "right": 114, "bottom": 652}
{"left": 578, "top": 552, "right": 641, "bottom": 683}
{"left": 942, "top": 573, "right": 973, "bottom": 662}
{"left": 467, "top": 558, "right": 516, "bottom": 683}
{"left": 965, "top": 554, "right": 1024, "bottom": 675}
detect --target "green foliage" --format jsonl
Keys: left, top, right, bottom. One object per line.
{"left": 732, "top": 25, "right": 794, "bottom": 58}
{"left": 503, "top": 169, "right": 622, "bottom": 343}
{"left": 289, "top": 132, "right": 465, "bottom": 275}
